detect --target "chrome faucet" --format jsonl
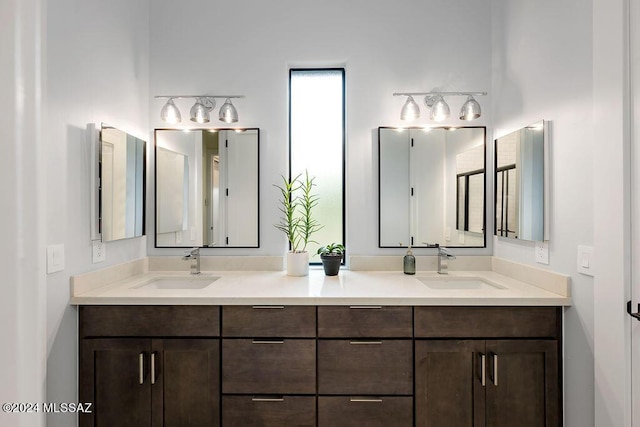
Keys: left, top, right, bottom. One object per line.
{"left": 182, "top": 247, "right": 201, "bottom": 275}
{"left": 437, "top": 246, "right": 456, "bottom": 275}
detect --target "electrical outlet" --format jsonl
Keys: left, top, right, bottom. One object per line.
{"left": 535, "top": 241, "right": 549, "bottom": 265}
{"left": 92, "top": 240, "right": 106, "bottom": 263}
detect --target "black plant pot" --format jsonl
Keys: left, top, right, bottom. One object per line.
{"left": 320, "top": 254, "right": 343, "bottom": 276}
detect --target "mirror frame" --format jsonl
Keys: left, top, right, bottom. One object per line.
{"left": 153, "top": 127, "right": 260, "bottom": 249}
{"left": 378, "top": 126, "right": 487, "bottom": 249}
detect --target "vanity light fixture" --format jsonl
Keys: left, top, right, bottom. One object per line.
{"left": 400, "top": 96, "right": 420, "bottom": 121}
{"left": 156, "top": 95, "right": 245, "bottom": 124}
{"left": 429, "top": 95, "right": 450, "bottom": 121}
{"left": 393, "top": 91, "right": 487, "bottom": 122}
{"left": 218, "top": 98, "right": 239, "bottom": 123}
{"left": 160, "top": 98, "right": 182, "bottom": 124}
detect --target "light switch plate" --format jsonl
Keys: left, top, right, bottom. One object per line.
{"left": 535, "top": 241, "right": 549, "bottom": 265}
{"left": 577, "top": 245, "right": 595, "bottom": 276}
{"left": 47, "top": 244, "right": 65, "bottom": 273}
{"left": 92, "top": 240, "right": 106, "bottom": 263}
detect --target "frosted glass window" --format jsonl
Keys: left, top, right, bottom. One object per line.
{"left": 290, "top": 69, "right": 345, "bottom": 262}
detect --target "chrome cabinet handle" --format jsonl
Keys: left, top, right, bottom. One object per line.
{"left": 251, "top": 397, "right": 285, "bottom": 402}
{"left": 349, "top": 341, "right": 382, "bottom": 345}
{"left": 492, "top": 353, "right": 499, "bottom": 386}
{"left": 251, "top": 340, "right": 285, "bottom": 344}
{"left": 151, "top": 352, "right": 156, "bottom": 385}
{"left": 348, "top": 306, "right": 382, "bottom": 309}
{"left": 139, "top": 353, "right": 144, "bottom": 385}
{"left": 349, "top": 398, "right": 383, "bottom": 403}
{"left": 252, "top": 306, "right": 285, "bottom": 309}
{"left": 480, "top": 353, "right": 486, "bottom": 387}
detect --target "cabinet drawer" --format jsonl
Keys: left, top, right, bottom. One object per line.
{"left": 414, "top": 306, "right": 560, "bottom": 338}
{"left": 318, "top": 340, "right": 412, "bottom": 395}
{"left": 318, "top": 306, "right": 412, "bottom": 338}
{"left": 318, "top": 396, "right": 412, "bottom": 427}
{"left": 222, "top": 305, "right": 316, "bottom": 337}
{"left": 222, "top": 339, "right": 316, "bottom": 394}
{"left": 222, "top": 395, "right": 316, "bottom": 427}
{"left": 79, "top": 305, "right": 220, "bottom": 337}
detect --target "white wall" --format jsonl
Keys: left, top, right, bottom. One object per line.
{"left": 491, "top": 0, "right": 595, "bottom": 425}
{"left": 148, "top": 0, "right": 493, "bottom": 258}
{"left": 46, "top": 0, "right": 149, "bottom": 425}
{"left": 0, "top": 0, "right": 46, "bottom": 426}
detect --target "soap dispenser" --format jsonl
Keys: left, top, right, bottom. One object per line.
{"left": 403, "top": 244, "right": 416, "bottom": 275}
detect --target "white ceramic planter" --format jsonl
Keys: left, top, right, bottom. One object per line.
{"left": 287, "top": 251, "right": 309, "bottom": 276}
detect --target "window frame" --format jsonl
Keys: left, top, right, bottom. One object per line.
{"left": 288, "top": 68, "right": 346, "bottom": 264}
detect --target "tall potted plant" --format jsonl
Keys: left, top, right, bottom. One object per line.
{"left": 274, "top": 171, "right": 323, "bottom": 276}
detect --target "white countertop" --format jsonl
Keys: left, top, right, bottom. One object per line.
{"left": 70, "top": 268, "right": 571, "bottom": 306}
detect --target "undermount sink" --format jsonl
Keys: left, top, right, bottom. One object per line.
{"left": 417, "top": 276, "right": 506, "bottom": 290}
{"left": 130, "top": 276, "right": 220, "bottom": 290}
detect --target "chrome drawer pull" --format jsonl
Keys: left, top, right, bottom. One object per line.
{"left": 251, "top": 397, "right": 285, "bottom": 402}
{"left": 349, "top": 398, "right": 383, "bottom": 403}
{"left": 349, "top": 306, "right": 382, "bottom": 309}
{"left": 251, "top": 340, "right": 285, "bottom": 344}
{"left": 349, "top": 341, "right": 383, "bottom": 345}
{"left": 480, "top": 353, "right": 486, "bottom": 387}
{"left": 492, "top": 353, "right": 499, "bottom": 386}
{"left": 151, "top": 352, "right": 156, "bottom": 385}
{"left": 252, "top": 306, "right": 285, "bottom": 309}
{"left": 139, "top": 353, "right": 144, "bottom": 385}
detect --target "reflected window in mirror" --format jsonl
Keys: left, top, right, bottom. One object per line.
{"left": 494, "top": 120, "right": 546, "bottom": 242}
{"left": 456, "top": 145, "right": 485, "bottom": 234}
{"left": 154, "top": 128, "right": 259, "bottom": 248}
{"left": 379, "top": 127, "right": 486, "bottom": 248}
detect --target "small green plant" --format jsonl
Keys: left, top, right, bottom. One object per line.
{"left": 317, "top": 243, "right": 345, "bottom": 256}
{"left": 274, "top": 171, "right": 323, "bottom": 252}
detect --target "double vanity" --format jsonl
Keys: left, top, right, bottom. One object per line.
{"left": 72, "top": 257, "right": 570, "bottom": 427}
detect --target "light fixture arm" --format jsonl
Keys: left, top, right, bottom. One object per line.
{"left": 392, "top": 92, "right": 487, "bottom": 97}
{"left": 155, "top": 95, "right": 245, "bottom": 100}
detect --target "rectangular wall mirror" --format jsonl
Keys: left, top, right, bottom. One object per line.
{"left": 154, "top": 128, "right": 259, "bottom": 248}
{"left": 89, "top": 123, "right": 146, "bottom": 242}
{"left": 494, "top": 120, "right": 547, "bottom": 242}
{"left": 379, "top": 126, "right": 486, "bottom": 248}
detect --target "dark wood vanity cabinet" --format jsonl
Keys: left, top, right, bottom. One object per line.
{"left": 317, "top": 306, "right": 414, "bottom": 427}
{"left": 221, "top": 306, "right": 317, "bottom": 426}
{"left": 79, "top": 304, "right": 563, "bottom": 427}
{"left": 414, "top": 306, "right": 562, "bottom": 427}
{"left": 79, "top": 306, "right": 220, "bottom": 427}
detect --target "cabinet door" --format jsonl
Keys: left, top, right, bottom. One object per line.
{"left": 485, "top": 340, "right": 560, "bottom": 427}
{"left": 415, "top": 340, "right": 486, "bottom": 427}
{"left": 153, "top": 339, "right": 220, "bottom": 427}
{"left": 80, "top": 338, "right": 151, "bottom": 427}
